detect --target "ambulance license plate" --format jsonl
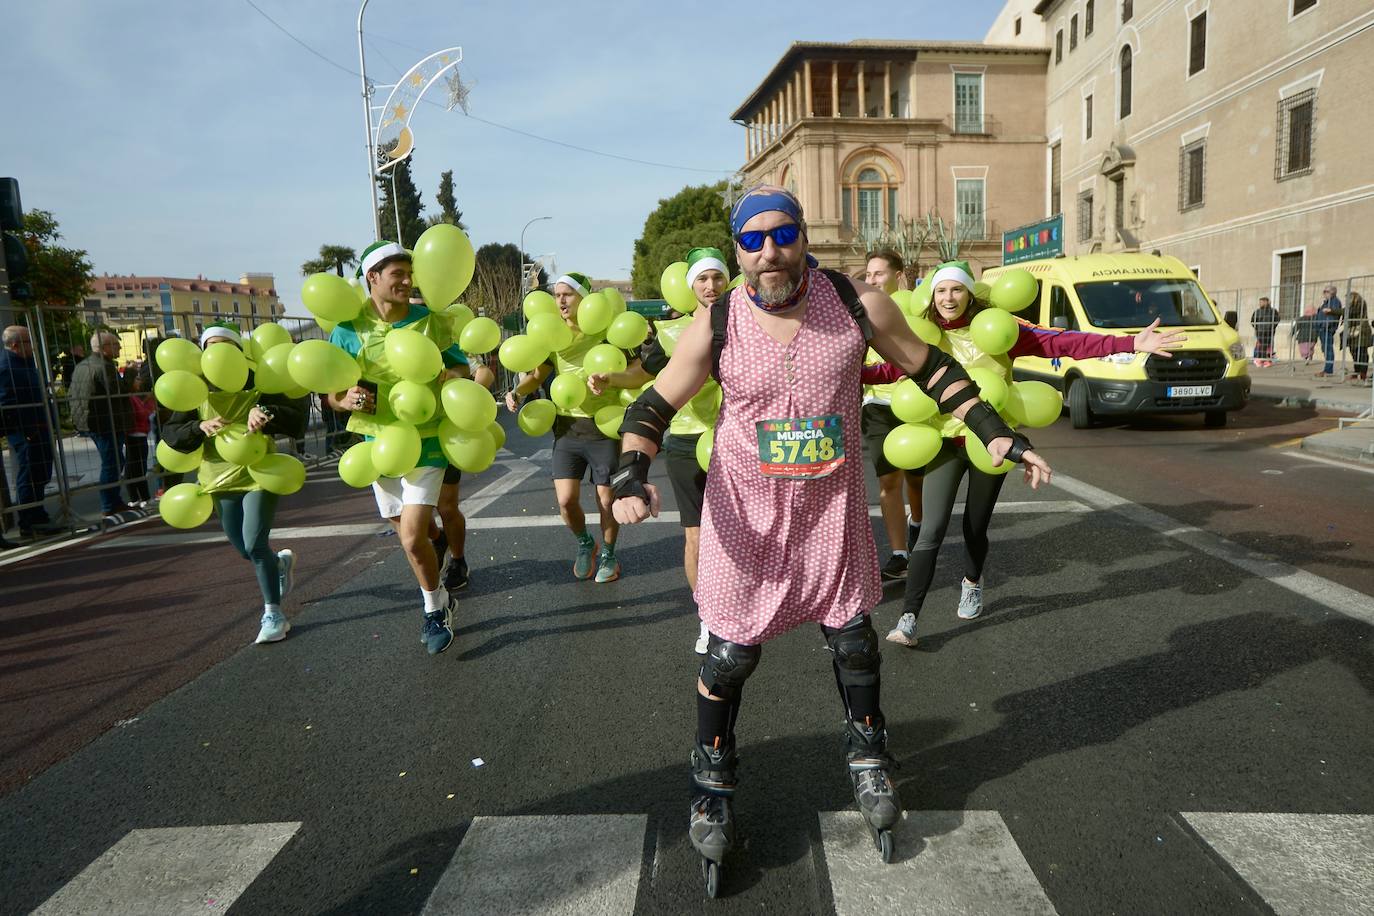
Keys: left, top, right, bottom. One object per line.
{"left": 1167, "top": 385, "right": 1214, "bottom": 398}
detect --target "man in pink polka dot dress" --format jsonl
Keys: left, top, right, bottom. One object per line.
{"left": 610, "top": 186, "right": 1051, "bottom": 884}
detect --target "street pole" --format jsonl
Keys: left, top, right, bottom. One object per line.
{"left": 518, "top": 216, "right": 552, "bottom": 329}
{"left": 357, "top": 0, "right": 381, "bottom": 241}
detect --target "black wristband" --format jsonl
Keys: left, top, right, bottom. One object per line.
{"left": 609, "top": 450, "right": 652, "bottom": 501}
{"left": 964, "top": 402, "right": 1033, "bottom": 463}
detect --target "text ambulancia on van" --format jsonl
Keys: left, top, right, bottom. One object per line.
{"left": 982, "top": 254, "right": 1251, "bottom": 428}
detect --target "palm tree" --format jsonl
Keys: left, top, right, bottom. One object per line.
{"left": 301, "top": 244, "right": 359, "bottom": 277}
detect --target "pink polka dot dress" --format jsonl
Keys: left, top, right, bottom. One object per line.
{"left": 695, "top": 269, "right": 881, "bottom": 644}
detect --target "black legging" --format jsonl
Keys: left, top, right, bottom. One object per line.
{"left": 902, "top": 440, "right": 1006, "bottom": 620}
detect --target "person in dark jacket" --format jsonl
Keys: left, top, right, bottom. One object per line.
{"left": 68, "top": 331, "right": 134, "bottom": 516}
{"left": 160, "top": 325, "right": 307, "bottom": 645}
{"left": 1249, "top": 297, "right": 1279, "bottom": 367}
{"left": 1, "top": 325, "right": 60, "bottom": 536}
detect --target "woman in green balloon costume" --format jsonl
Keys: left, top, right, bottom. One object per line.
{"left": 160, "top": 325, "right": 307, "bottom": 645}
{"left": 879, "top": 261, "right": 1184, "bottom": 646}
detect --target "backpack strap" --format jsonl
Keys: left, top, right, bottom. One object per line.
{"left": 710, "top": 295, "right": 730, "bottom": 381}
{"left": 820, "top": 268, "right": 873, "bottom": 342}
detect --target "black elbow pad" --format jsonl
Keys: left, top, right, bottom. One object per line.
{"left": 618, "top": 386, "right": 677, "bottom": 448}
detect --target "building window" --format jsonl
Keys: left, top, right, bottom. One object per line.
{"left": 955, "top": 179, "right": 986, "bottom": 240}
{"left": 1189, "top": 12, "right": 1207, "bottom": 76}
{"left": 1078, "top": 191, "right": 1095, "bottom": 240}
{"left": 1122, "top": 0, "right": 1133, "bottom": 23}
{"left": 1050, "top": 142, "right": 1062, "bottom": 215}
{"left": 1275, "top": 89, "right": 1315, "bottom": 179}
{"left": 954, "top": 73, "right": 983, "bottom": 132}
{"left": 1055, "top": 30, "right": 1064, "bottom": 64}
{"left": 843, "top": 164, "right": 899, "bottom": 239}
{"left": 1086, "top": 0, "right": 1095, "bottom": 35}
{"left": 1112, "top": 175, "right": 1126, "bottom": 234}
{"left": 1179, "top": 139, "right": 1206, "bottom": 211}
{"left": 232, "top": 300, "right": 241, "bottom": 314}
{"left": 192, "top": 299, "right": 201, "bottom": 313}
{"left": 1293, "top": 0, "right": 1317, "bottom": 15}
{"left": 1084, "top": 94, "right": 1094, "bottom": 140}
{"left": 1277, "top": 250, "right": 1305, "bottom": 315}
{"left": 1119, "top": 46, "right": 1133, "bottom": 118}
{"left": 212, "top": 299, "right": 220, "bottom": 314}
{"left": 1014, "top": 16, "right": 1022, "bottom": 35}
{"left": 1070, "top": 14, "right": 1079, "bottom": 50}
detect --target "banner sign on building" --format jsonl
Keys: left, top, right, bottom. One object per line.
{"left": 1003, "top": 216, "right": 1063, "bottom": 265}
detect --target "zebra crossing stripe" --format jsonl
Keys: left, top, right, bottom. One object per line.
{"left": 1182, "top": 812, "right": 1374, "bottom": 916}
{"left": 818, "top": 810, "right": 1058, "bottom": 916}
{"left": 421, "top": 813, "right": 648, "bottom": 915}
{"left": 31, "top": 822, "right": 301, "bottom": 916}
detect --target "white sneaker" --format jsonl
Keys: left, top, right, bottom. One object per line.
{"left": 277, "top": 549, "right": 296, "bottom": 598}
{"left": 957, "top": 579, "right": 983, "bottom": 619}
{"left": 255, "top": 609, "right": 290, "bottom": 644}
{"left": 885, "top": 612, "right": 917, "bottom": 646}
{"left": 694, "top": 624, "right": 710, "bottom": 655}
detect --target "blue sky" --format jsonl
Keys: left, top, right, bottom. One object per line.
{"left": 4, "top": 0, "right": 1004, "bottom": 312}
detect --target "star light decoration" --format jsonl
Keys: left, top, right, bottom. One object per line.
{"left": 373, "top": 47, "right": 464, "bottom": 173}
{"left": 444, "top": 70, "right": 471, "bottom": 114}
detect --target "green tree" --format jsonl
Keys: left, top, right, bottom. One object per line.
{"left": 300, "top": 244, "right": 358, "bottom": 277}
{"left": 428, "top": 169, "right": 466, "bottom": 230}
{"left": 466, "top": 242, "right": 548, "bottom": 320}
{"left": 376, "top": 146, "right": 426, "bottom": 247}
{"left": 16, "top": 210, "right": 96, "bottom": 361}
{"left": 631, "top": 181, "right": 737, "bottom": 298}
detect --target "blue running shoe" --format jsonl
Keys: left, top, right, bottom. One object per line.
{"left": 421, "top": 607, "right": 454, "bottom": 655}
{"left": 255, "top": 609, "right": 290, "bottom": 644}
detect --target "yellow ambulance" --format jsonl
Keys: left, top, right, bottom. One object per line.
{"left": 981, "top": 253, "right": 1250, "bottom": 428}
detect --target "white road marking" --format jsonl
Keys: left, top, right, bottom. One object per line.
{"left": 421, "top": 814, "right": 647, "bottom": 915}
{"left": 1050, "top": 472, "right": 1374, "bottom": 627}
{"left": 867, "top": 500, "right": 1088, "bottom": 518}
{"left": 1281, "top": 450, "right": 1374, "bottom": 475}
{"left": 460, "top": 455, "right": 545, "bottom": 519}
{"left": 1182, "top": 812, "right": 1374, "bottom": 916}
{"left": 819, "top": 810, "right": 1057, "bottom": 915}
{"left": 32, "top": 822, "right": 301, "bottom": 916}
{"left": 90, "top": 523, "right": 389, "bottom": 549}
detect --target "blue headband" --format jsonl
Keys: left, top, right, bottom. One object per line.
{"left": 730, "top": 190, "right": 803, "bottom": 236}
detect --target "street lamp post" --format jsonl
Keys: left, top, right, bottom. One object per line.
{"left": 357, "top": 0, "right": 381, "bottom": 240}
{"left": 519, "top": 216, "right": 553, "bottom": 312}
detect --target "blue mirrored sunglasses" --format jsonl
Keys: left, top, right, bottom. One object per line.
{"left": 735, "top": 223, "right": 801, "bottom": 252}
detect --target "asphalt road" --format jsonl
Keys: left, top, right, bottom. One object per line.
{"left": 2, "top": 401, "right": 1372, "bottom": 915}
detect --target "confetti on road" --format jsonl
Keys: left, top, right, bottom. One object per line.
{"left": 410, "top": 867, "right": 419, "bottom": 875}
{"left": 399, "top": 771, "right": 407, "bottom": 777}
{"left": 471, "top": 758, "right": 485, "bottom": 768}
{"left": 447, "top": 793, "right": 455, "bottom": 799}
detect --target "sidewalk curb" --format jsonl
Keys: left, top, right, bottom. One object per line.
{"left": 1299, "top": 431, "right": 1374, "bottom": 466}
{"left": 1250, "top": 387, "right": 1370, "bottom": 414}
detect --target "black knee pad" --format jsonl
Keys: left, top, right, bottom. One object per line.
{"left": 825, "top": 615, "right": 881, "bottom": 688}
{"left": 699, "top": 636, "right": 761, "bottom": 701}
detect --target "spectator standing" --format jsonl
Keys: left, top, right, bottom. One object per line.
{"left": 0, "top": 325, "right": 60, "bottom": 536}
{"left": 125, "top": 390, "right": 154, "bottom": 506}
{"left": 1293, "top": 307, "right": 1318, "bottom": 364}
{"left": 1249, "top": 297, "right": 1279, "bottom": 367}
{"left": 1315, "top": 285, "right": 1343, "bottom": 377}
{"left": 1345, "top": 292, "right": 1371, "bottom": 382}
{"left": 69, "top": 331, "right": 134, "bottom": 516}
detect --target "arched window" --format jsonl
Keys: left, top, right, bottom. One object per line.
{"left": 1119, "top": 45, "right": 1133, "bottom": 119}
{"left": 841, "top": 162, "right": 899, "bottom": 240}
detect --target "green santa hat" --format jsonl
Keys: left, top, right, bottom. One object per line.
{"left": 928, "top": 260, "right": 975, "bottom": 292}
{"left": 357, "top": 240, "right": 411, "bottom": 285}
{"left": 553, "top": 272, "right": 592, "bottom": 298}
{"left": 685, "top": 247, "right": 729, "bottom": 287}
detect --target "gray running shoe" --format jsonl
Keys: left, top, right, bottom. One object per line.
{"left": 885, "top": 612, "right": 917, "bottom": 647}
{"left": 957, "top": 579, "right": 983, "bottom": 619}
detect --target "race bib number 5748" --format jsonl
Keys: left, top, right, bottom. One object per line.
{"left": 755, "top": 414, "right": 845, "bottom": 479}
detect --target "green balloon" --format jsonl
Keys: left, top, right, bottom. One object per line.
{"left": 445, "top": 302, "right": 476, "bottom": 337}
{"left": 602, "top": 287, "right": 627, "bottom": 315}
{"left": 890, "top": 289, "right": 913, "bottom": 314}
{"left": 606, "top": 311, "right": 649, "bottom": 349}
{"left": 523, "top": 290, "right": 558, "bottom": 320}
{"left": 252, "top": 322, "right": 292, "bottom": 354}
{"left": 907, "top": 315, "right": 942, "bottom": 345}
{"left": 594, "top": 405, "right": 624, "bottom": 439}
{"left": 413, "top": 223, "right": 476, "bottom": 307}
{"left": 661, "top": 262, "right": 696, "bottom": 314}
{"left": 389, "top": 379, "right": 438, "bottom": 424}
{"left": 990, "top": 269, "right": 1039, "bottom": 312}
{"left": 486, "top": 420, "right": 506, "bottom": 452}
{"left": 889, "top": 379, "right": 938, "bottom": 423}
{"left": 338, "top": 441, "right": 380, "bottom": 487}
{"left": 386, "top": 328, "right": 443, "bottom": 383}
{"left": 255, "top": 342, "right": 294, "bottom": 394}
{"left": 372, "top": 422, "right": 421, "bottom": 477}
{"left": 517, "top": 399, "right": 556, "bottom": 436}
{"left": 154, "top": 337, "right": 202, "bottom": 375}
{"left": 973, "top": 281, "right": 992, "bottom": 302}
{"left": 967, "top": 368, "right": 1009, "bottom": 411}
{"left": 696, "top": 427, "right": 714, "bottom": 472}
{"left": 248, "top": 452, "right": 306, "bottom": 495}
{"left": 441, "top": 377, "right": 497, "bottom": 431}
{"left": 459, "top": 317, "right": 501, "bottom": 355}
{"left": 1008, "top": 381, "right": 1062, "bottom": 428}
{"left": 154, "top": 370, "right": 208, "bottom": 412}
{"left": 550, "top": 373, "right": 587, "bottom": 410}
{"left": 302, "top": 272, "right": 364, "bottom": 323}
{"left": 201, "top": 342, "right": 248, "bottom": 392}
{"left": 498, "top": 334, "right": 549, "bottom": 374}
{"left": 882, "top": 423, "right": 942, "bottom": 470}
{"left": 577, "top": 292, "right": 614, "bottom": 336}
{"left": 438, "top": 418, "right": 497, "bottom": 473}
{"left": 159, "top": 483, "right": 213, "bottom": 529}
{"left": 965, "top": 431, "right": 1013, "bottom": 476}
{"left": 287, "top": 339, "right": 360, "bottom": 393}
{"left": 910, "top": 282, "right": 933, "bottom": 312}
{"left": 528, "top": 312, "right": 573, "bottom": 353}
{"left": 584, "top": 343, "right": 627, "bottom": 376}
{"left": 156, "top": 439, "right": 202, "bottom": 473}
{"left": 970, "top": 309, "right": 1020, "bottom": 356}
{"left": 215, "top": 424, "right": 268, "bottom": 466}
